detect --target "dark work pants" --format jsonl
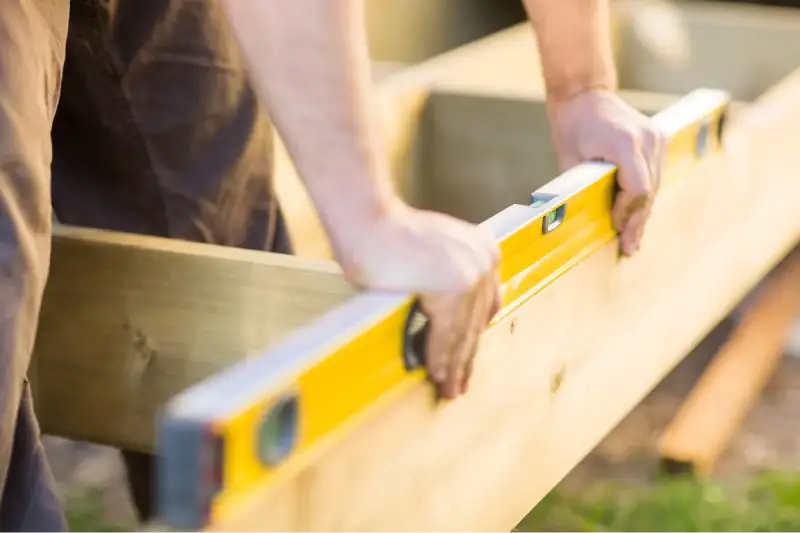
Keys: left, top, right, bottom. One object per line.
{"left": 0, "top": 1, "right": 290, "bottom": 530}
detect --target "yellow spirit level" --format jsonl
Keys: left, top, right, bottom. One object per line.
{"left": 156, "top": 89, "right": 729, "bottom": 530}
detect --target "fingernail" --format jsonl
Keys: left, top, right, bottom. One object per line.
{"left": 429, "top": 365, "right": 445, "bottom": 383}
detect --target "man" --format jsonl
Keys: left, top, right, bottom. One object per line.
{"left": 0, "top": 0, "right": 662, "bottom": 530}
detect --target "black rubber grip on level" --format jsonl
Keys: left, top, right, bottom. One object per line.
{"left": 402, "top": 300, "right": 429, "bottom": 372}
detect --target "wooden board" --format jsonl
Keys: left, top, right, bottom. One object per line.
{"left": 210, "top": 65, "right": 800, "bottom": 530}
{"left": 30, "top": 227, "right": 354, "bottom": 452}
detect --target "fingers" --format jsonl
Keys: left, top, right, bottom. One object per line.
{"left": 422, "top": 293, "right": 458, "bottom": 386}
{"left": 460, "top": 272, "right": 502, "bottom": 394}
{"left": 420, "top": 289, "right": 473, "bottom": 400}
{"left": 444, "top": 289, "right": 483, "bottom": 399}
{"left": 420, "top": 268, "right": 500, "bottom": 400}
{"left": 609, "top": 125, "right": 666, "bottom": 256}
{"left": 619, "top": 199, "right": 652, "bottom": 256}
{"left": 612, "top": 147, "right": 651, "bottom": 256}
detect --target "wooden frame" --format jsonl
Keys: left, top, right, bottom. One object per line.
{"left": 212, "top": 3, "right": 800, "bottom": 530}
{"left": 25, "top": 0, "right": 800, "bottom": 530}
{"left": 212, "top": 70, "right": 800, "bottom": 528}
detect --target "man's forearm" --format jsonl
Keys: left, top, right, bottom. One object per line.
{"left": 522, "top": 0, "right": 617, "bottom": 101}
{"left": 223, "top": 0, "right": 398, "bottom": 254}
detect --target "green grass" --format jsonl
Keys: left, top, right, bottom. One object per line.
{"left": 62, "top": 471, "right": 800, "bottom": 532}
{"left": 65, "top": 490, "right": 133, "bottom": 532}
{"left": 518, "top": 471, "right": 800, "bottom": 532}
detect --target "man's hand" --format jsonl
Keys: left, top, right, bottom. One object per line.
{"left": 547, "top": 90, "right": 666, "bottom": 256}
{"left": 338, "top": 204, "right": 501, "bottom": 400}
{"left": 521, "top": 0, "right": 667, "bottom": 255}
{"left": 224, "top": 0, "right": 503, "bottom": 399}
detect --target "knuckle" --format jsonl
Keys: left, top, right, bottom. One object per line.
{"left": 641, "top": 127, "right": 658, "bottom": 150}
{"left": 624, "top": 161, "right": 653, "bottom": 196}
{"left": 610, "top": 125, "right": 640, "bottom": 154}
{"left": 427, "top": 357, "right": 446, "bottom": 382}
{"left": 449, "top": 255, "right": 482, "bottom": 290}
{"left": 461, "top": 267, "right": 482, "bottom": 290}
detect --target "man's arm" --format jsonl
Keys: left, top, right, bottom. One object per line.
{"left": 222, "top": 0, "right": 501, "bottom": 399}
{"left": 522, "top": 0, "right": 665, "bottom": 256}
{"left": 223, "top": 0, "right": 396, "bottom": 261}
{"left": 522, "top": 0, "right": 617, "bottom": 101}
